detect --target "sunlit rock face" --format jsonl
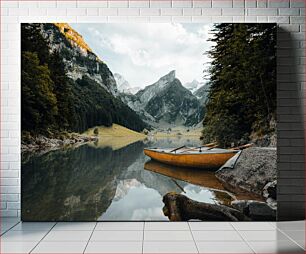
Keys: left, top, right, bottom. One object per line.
{"left": 34, "top": 23, "right": 119, "bottom": 97}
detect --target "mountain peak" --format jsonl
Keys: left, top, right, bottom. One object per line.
{"left": 158, "top": 70, "right": 175, "bottom": 84}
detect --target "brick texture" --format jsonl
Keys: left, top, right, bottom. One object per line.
{"left": 0, "top": 0, "right": 305, "bottom": 220}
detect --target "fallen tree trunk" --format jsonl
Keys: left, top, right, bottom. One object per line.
{"left": 162, "top": 192, "right": 251, "bottom": 221}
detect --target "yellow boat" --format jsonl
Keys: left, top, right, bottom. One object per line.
{"left": 144, "top": 146, "right": 239, "bottom": 169}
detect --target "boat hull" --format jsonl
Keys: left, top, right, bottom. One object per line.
{"left": 144, "top": 149, "right": 237, "bottom": 169}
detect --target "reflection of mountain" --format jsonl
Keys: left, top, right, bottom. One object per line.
{"left": 118, "top": 154, "right": 182, "bottom": 197}
{"left": 21, "top": 141, "right": 145, "bottom": 221}
{"left": 120, "top": 71, "right": 204, "bottom": 128}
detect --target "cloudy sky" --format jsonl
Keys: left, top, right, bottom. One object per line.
{"left": 71, "top": 23, "right": 214, "bottom": 88}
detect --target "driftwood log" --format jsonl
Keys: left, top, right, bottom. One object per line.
{"left": 162, "top": 192, "right": 251, "bottom": 221}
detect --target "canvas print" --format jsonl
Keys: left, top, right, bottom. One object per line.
{"left": 21, "top": 23, "right": 276, "bottom": 221}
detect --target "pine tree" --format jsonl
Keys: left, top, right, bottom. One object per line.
{"left": 202, "top": 24, "right": 276, "bottom": 147}
{"left": 22, "top": 51, "right": 58, "bottom": 132}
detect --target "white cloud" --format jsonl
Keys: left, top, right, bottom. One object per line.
{"left": 73, "top": 23, "right": 214, "bottom": 88}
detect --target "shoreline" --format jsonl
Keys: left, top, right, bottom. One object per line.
{"left": 21, "top": 133, "right": 98, "bottom": 154}
{"left": 21, "top": 123, "right": 147, "bottom": 154}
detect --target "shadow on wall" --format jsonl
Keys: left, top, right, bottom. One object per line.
{"left": 277, "top": 27, "right": 305, "bottom": 221}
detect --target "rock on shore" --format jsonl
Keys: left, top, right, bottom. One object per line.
{"left": 21, "top": 134, "right": 98, "bottom": 153}
{"left": 231, "top": 200, "right": 276, "bottom": 221}
{"left": 215, "top": 147, "right": 276, "bottom": 196}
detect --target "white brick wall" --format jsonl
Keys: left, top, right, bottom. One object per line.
{"left": 1, "top": 0, "right": 305, "bottom": 219}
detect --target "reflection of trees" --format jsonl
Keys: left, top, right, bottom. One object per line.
{"left": 22, "top": 141, "right": 144, "bottom": 221}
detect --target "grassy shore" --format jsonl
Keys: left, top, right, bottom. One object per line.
{"left": 84, "top": 124, "right": 146, "bottom": 150}
{"left": 85, "top": 124, "right": 146, "bottom": 137}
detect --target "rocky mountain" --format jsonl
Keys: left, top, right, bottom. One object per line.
{"left": 21, "top": 23, "right": 146, "bottom": 134}
{"left": 194, "top": 83, "right": 210, "bottom": 105}
{"left": 137, "top": 70, "right": 176, "bottom": 103}
{"left": 120, "top": 71, "right": 204, "bottom": 127}
{"left": 114, "top": 73, "right": 130, "bottom": 92}
{"left": 184, "top": 79, "right": 203, "bottom": 93}
{"left": 42, "top": 23, "right": 119, "bottom": 96}
{"left": 114, "top": 73, "right": 141, "bottom": 94}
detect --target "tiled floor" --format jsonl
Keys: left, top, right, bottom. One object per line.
{"left": 0, "top": 218, "right": 304, "bottom": 253}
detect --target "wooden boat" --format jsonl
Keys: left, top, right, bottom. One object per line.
{"left": 144, "top": 146, "right": 240, "bottom": 169}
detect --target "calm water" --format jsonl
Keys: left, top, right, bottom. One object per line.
{"left": 22, "top": 137, "right": 238, "bottom": 221}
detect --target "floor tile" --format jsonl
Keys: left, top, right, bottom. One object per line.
{"left": 192, "top": 230, "right": 243, "bottom": 241}
{"left": 145, "top": 222, "right": 189, "bottom": 231}
{"left": 52, "top": 222, "right": 96, "bottom": 231}
{"left": 276, "top": 221, "right": 305, "bottom": 231}
{"left": 0, "top": 241, "right": 37, "bottom": 253}
{"left": 248, "top": 240, "right": 304, "bottom": 253}
{"left": 85, "top": 241, "right": 142, "bottom": 253}
{"left": 232, "top": 222, "right": 276, "bottom": 231}
{"left": 1, "top": 230, "right": 47, "bottom": 242}
{"left": 143, "top": 241, "right": 198, "bottom": 253}
{"left": 90, "top": 230, "right": 143, "bottom": 241}
{"left": 1, "top": 221, "right": 21, "bottom": 234}
{"left": 144, "top": 230, "right": 193, "bottom": 241}
{"left": 1, "top": 229, "right": 7, "bottom": 235}
{"left": 32, "top": 241, "right": 87, "bottom": 253}
{"left": 239, "top": 230, "right": 291, "bottom": 241}
{"left": 196, "top": 241, "right": 253, "bottom": 253}
{"left": 282, "top": 230, "right": 305, "bottom": 249}
{"left": 42, "top": 230, "right": 92, "bottom": 242}
{"left": 189, "top": 222, "right": 234, "bottom": 231}
{"left": 12, "top": 222, "right": 55, "bottom": 231}
{"left": 96, "top": 222, "right": 143, "bottom": 231}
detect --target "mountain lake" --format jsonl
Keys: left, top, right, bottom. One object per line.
{"left": 21, "top": 136, "right": 260, "bottom": 221}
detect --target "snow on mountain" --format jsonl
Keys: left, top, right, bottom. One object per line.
{"left": 114, "top": 73, "right": 141, "bottom": 95}
{"left": 126, "top": 87, "right": 142, "bottom": 94}
{"left": 114, "top": 73, "right": 130, "bottom": 92}
{"left": 184, "top": 79, "right": 203, "bottom": 93}
{"left": 194, "top": 83, "right": 210, "bottom": 104}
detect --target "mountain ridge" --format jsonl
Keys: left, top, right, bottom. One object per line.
{"left": 120, "top": 71, "right": 204, "bottom": 128}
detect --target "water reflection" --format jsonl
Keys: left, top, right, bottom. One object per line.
{"left": 22, "top": 141, "right": 145, "bottom": 221}
{"left": 21, "top": 137, "right": 247, "bottom": 221}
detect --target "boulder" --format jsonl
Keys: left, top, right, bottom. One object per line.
{"left": 215, "top": 147, "right": 276, "bottom": 195}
